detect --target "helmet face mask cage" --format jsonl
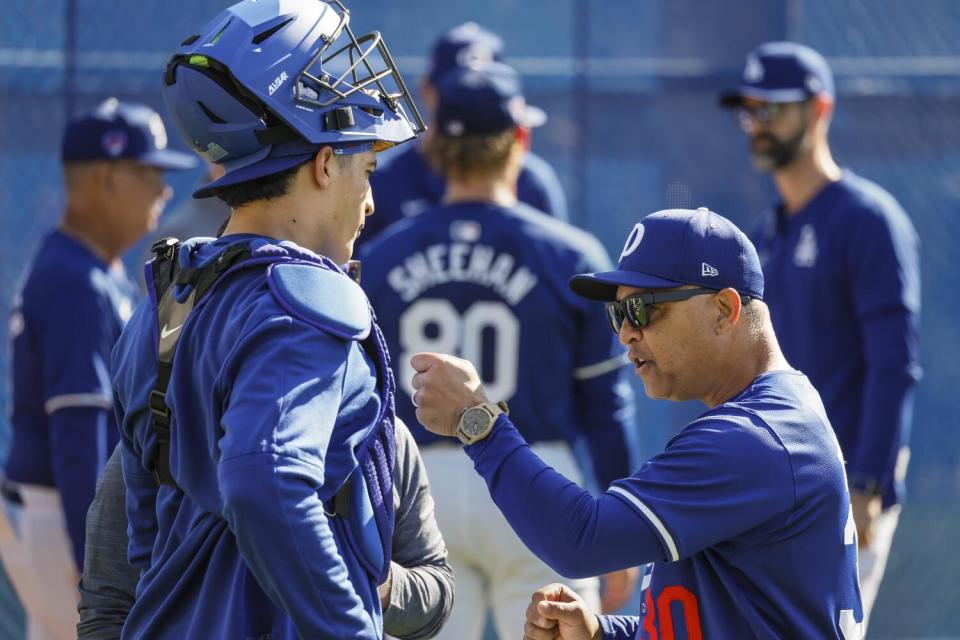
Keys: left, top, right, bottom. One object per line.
{"left": 297, "top": 0, "right": 423, "bottom": 135}
{"left": 162, "top": 0, "right": 425, "bottom": 179}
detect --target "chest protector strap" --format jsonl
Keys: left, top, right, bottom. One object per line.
{"left": 147, "top": 238, "right": 252, "bottom": 488}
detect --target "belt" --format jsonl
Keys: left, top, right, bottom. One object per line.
{"left": 1, "top": 479, "right": 22, "bottom": 506}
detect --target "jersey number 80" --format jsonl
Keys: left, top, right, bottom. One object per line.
{"left": 398, "top": 299, "right": 519, "bottom": 401}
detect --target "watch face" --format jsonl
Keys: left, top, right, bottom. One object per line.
{"left": 461, "top": 407, "right": 490, "bottom": 437}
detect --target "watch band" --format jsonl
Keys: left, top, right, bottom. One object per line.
{"left": 456, "top": 400, "right": 510, "bottom": 445}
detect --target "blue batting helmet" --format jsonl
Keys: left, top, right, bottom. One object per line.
{"left": 162, "top": 0, "right": 425, "bottom": 197}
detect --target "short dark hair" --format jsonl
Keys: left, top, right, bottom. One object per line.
{"left": 213, "top": 157, "right": 312, "bottom": 209}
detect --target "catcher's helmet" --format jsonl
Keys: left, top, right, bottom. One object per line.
{"left": 162, "top": 0, "right": 424, "bottom": 197}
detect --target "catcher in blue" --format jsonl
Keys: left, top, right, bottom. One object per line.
{"left": 0, "top": 99, "right": 193, "bottom": 640}
{"left": 720, "top": 42, "right": 921, "bottom": 630}
{"left": 357, "top": 21, "right": 568, "bottom": 250}
{"left": 411, "top": 208, "right": 864, "bottom": 639}
{"left": 111, "top": 1, "right": 423, "bottom": 638}
{"left": 360, "top": 62, "right": 636, "bottom": 638}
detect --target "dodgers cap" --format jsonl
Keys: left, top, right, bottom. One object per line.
{"left": 427, "top": 22, "right": 504, "bottom": 85}
{"left": 570, "top": 207, "right": 765, "bottom": 301}
{"left": 719, "top": 41, "right": 834, "bottom": 107}
{"left": 61, "top": 97, "right": 196, "bottom": 170}
{"left": 435, "top": 62, "right": 546, "bottom": 137}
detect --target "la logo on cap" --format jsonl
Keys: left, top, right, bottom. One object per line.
{"left": 148, "top": 113, "right": 168, "bottom": 149}
{"left": 456, "top": 42, "right": 496, "bottom": 70}
{"left": 620, "top": 223, "right": 644, "bottom": 260}
{"left": 743, "top": 53, "right": 764, "bottom": 83}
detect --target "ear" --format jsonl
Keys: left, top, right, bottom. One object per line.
{"left": 714, "top": 288, "right": 742, "bottom": 335}
{"left": 812, "top": 94, "right": 834, "bottom": 123}
{"left": 514, "top": 126, "right": 531, "bottom": 151}
{"left": 312, "top": 147, "right": 335, "bottom": 189}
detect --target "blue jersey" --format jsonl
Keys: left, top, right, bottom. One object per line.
{"left": 360, "top": 202, "right": 633, "bottom": 488}
{"left": 113, "top": 236, "right": 390, "bottom": 639}
{"left": 752, "top": 172, "right": 921, "bottom": 507}
{"left": 6, "top": 229, "right": 134, "bottom": 566}
{"left": 358, "top": 144, "right": 568, "bottom": 251}
{"left": 464, "top": 370, "right": 863, "bottom": 639}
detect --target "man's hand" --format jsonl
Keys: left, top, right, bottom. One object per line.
{"left": 409, "top": 353, "right": 489, "bottom": 438}
{"left": 850, "top": 490, "right": 882, "bottom": 549}
{"left": 600, "top": 567, "right": 639, "bottom": 614}
{"left": 524, "top": 583, "right": 601, "bottom": 640}
{"left": 378, "top": 563, "right": 393, "bottom": 610}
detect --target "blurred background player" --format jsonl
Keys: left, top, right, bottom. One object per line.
{"left": 0, "top": 98, "right": 193, "bottom": 640}
{"left": 360, "top": 62, "right": 637, "bottom": 640}
{"left": 358, "top": 21, "right": 568, "bottom": 249}
{"left": 720, "top": 42, "right": 921, "bottom": 629}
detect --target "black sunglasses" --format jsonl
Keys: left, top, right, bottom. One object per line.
{"left": 605, "top": 288, "right": 718, "bottom": 334}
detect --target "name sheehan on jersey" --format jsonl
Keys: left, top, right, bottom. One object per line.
{"left": 388, "top": 243, "right": 538, "bottom": 305}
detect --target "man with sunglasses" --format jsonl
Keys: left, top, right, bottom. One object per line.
{"left": 410, "top": 207, "right": 864, "bottom": 638}
{"left": 721, "top": 43, "right": 921, "bottom": 628}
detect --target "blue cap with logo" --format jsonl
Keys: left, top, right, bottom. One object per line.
{"left": 719, "top": 41, "right": 834, "bottom": 107}
{"left": 435, "top": 61, "right": 546, "bottom": 137}
{"left": 427, "top": 22, "right": 505, "bottom": 85}
{"left": 61, "top": 98, "right": 196, "bottom": 170}
{"left": 569, "top": 207, "right": 764, "bottom": 301}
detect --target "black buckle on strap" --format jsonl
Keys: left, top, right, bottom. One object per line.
{"left": 148, "top": 390, "right": 171, "bottom": 423}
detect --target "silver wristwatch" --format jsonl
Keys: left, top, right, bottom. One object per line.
{"left": 456, "top": 401, "right": 509, "bottom": 445}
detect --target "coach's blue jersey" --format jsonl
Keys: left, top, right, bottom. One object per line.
{"left": 360, "top": 202, "right": 633, "bottom": 488}
{"left": 465, "top": 370, "right": 863, "bottom": 639}
{"left": 113, "top": 236, "right": 385, "bottom": 639}
{"left": 358, "top": 144, "right": 568, "bottom": 250}
{"left": 6, "top": 229, "right": 134, "bottom": 563}
{"left": 608, "top": 371, "right": 862, "bottom": 638}
{"left": 752, "top": 172, "right": 921, "bottom": 507}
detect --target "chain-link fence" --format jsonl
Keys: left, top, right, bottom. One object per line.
{"left": 1, "top": 1, "right": 958, "bottom": 637}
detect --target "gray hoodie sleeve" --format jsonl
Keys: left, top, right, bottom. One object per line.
{"left": 383, "top": 419, "right": 454, "bottom": 639}
{"left": 77, "top": 444, "right": 138, "bottom": 639}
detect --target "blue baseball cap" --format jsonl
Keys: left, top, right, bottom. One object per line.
{"left": 719, "top": 42, "right": 834, "bottom": 107}
{"left": 61, "top": 98, "right": 196, "bottom": 170}
{"left": 427, "top": 22, "right": 504, "bottom": 86}
{"left": 435, "top": 62, "right": 546, "bottom": 137}
{"left": 570, "top": 207, "right": 764, "bottom": 301}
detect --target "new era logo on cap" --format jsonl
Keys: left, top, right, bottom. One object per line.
{"left": 702, "top": 263, "right": 719, "bottom": 277}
